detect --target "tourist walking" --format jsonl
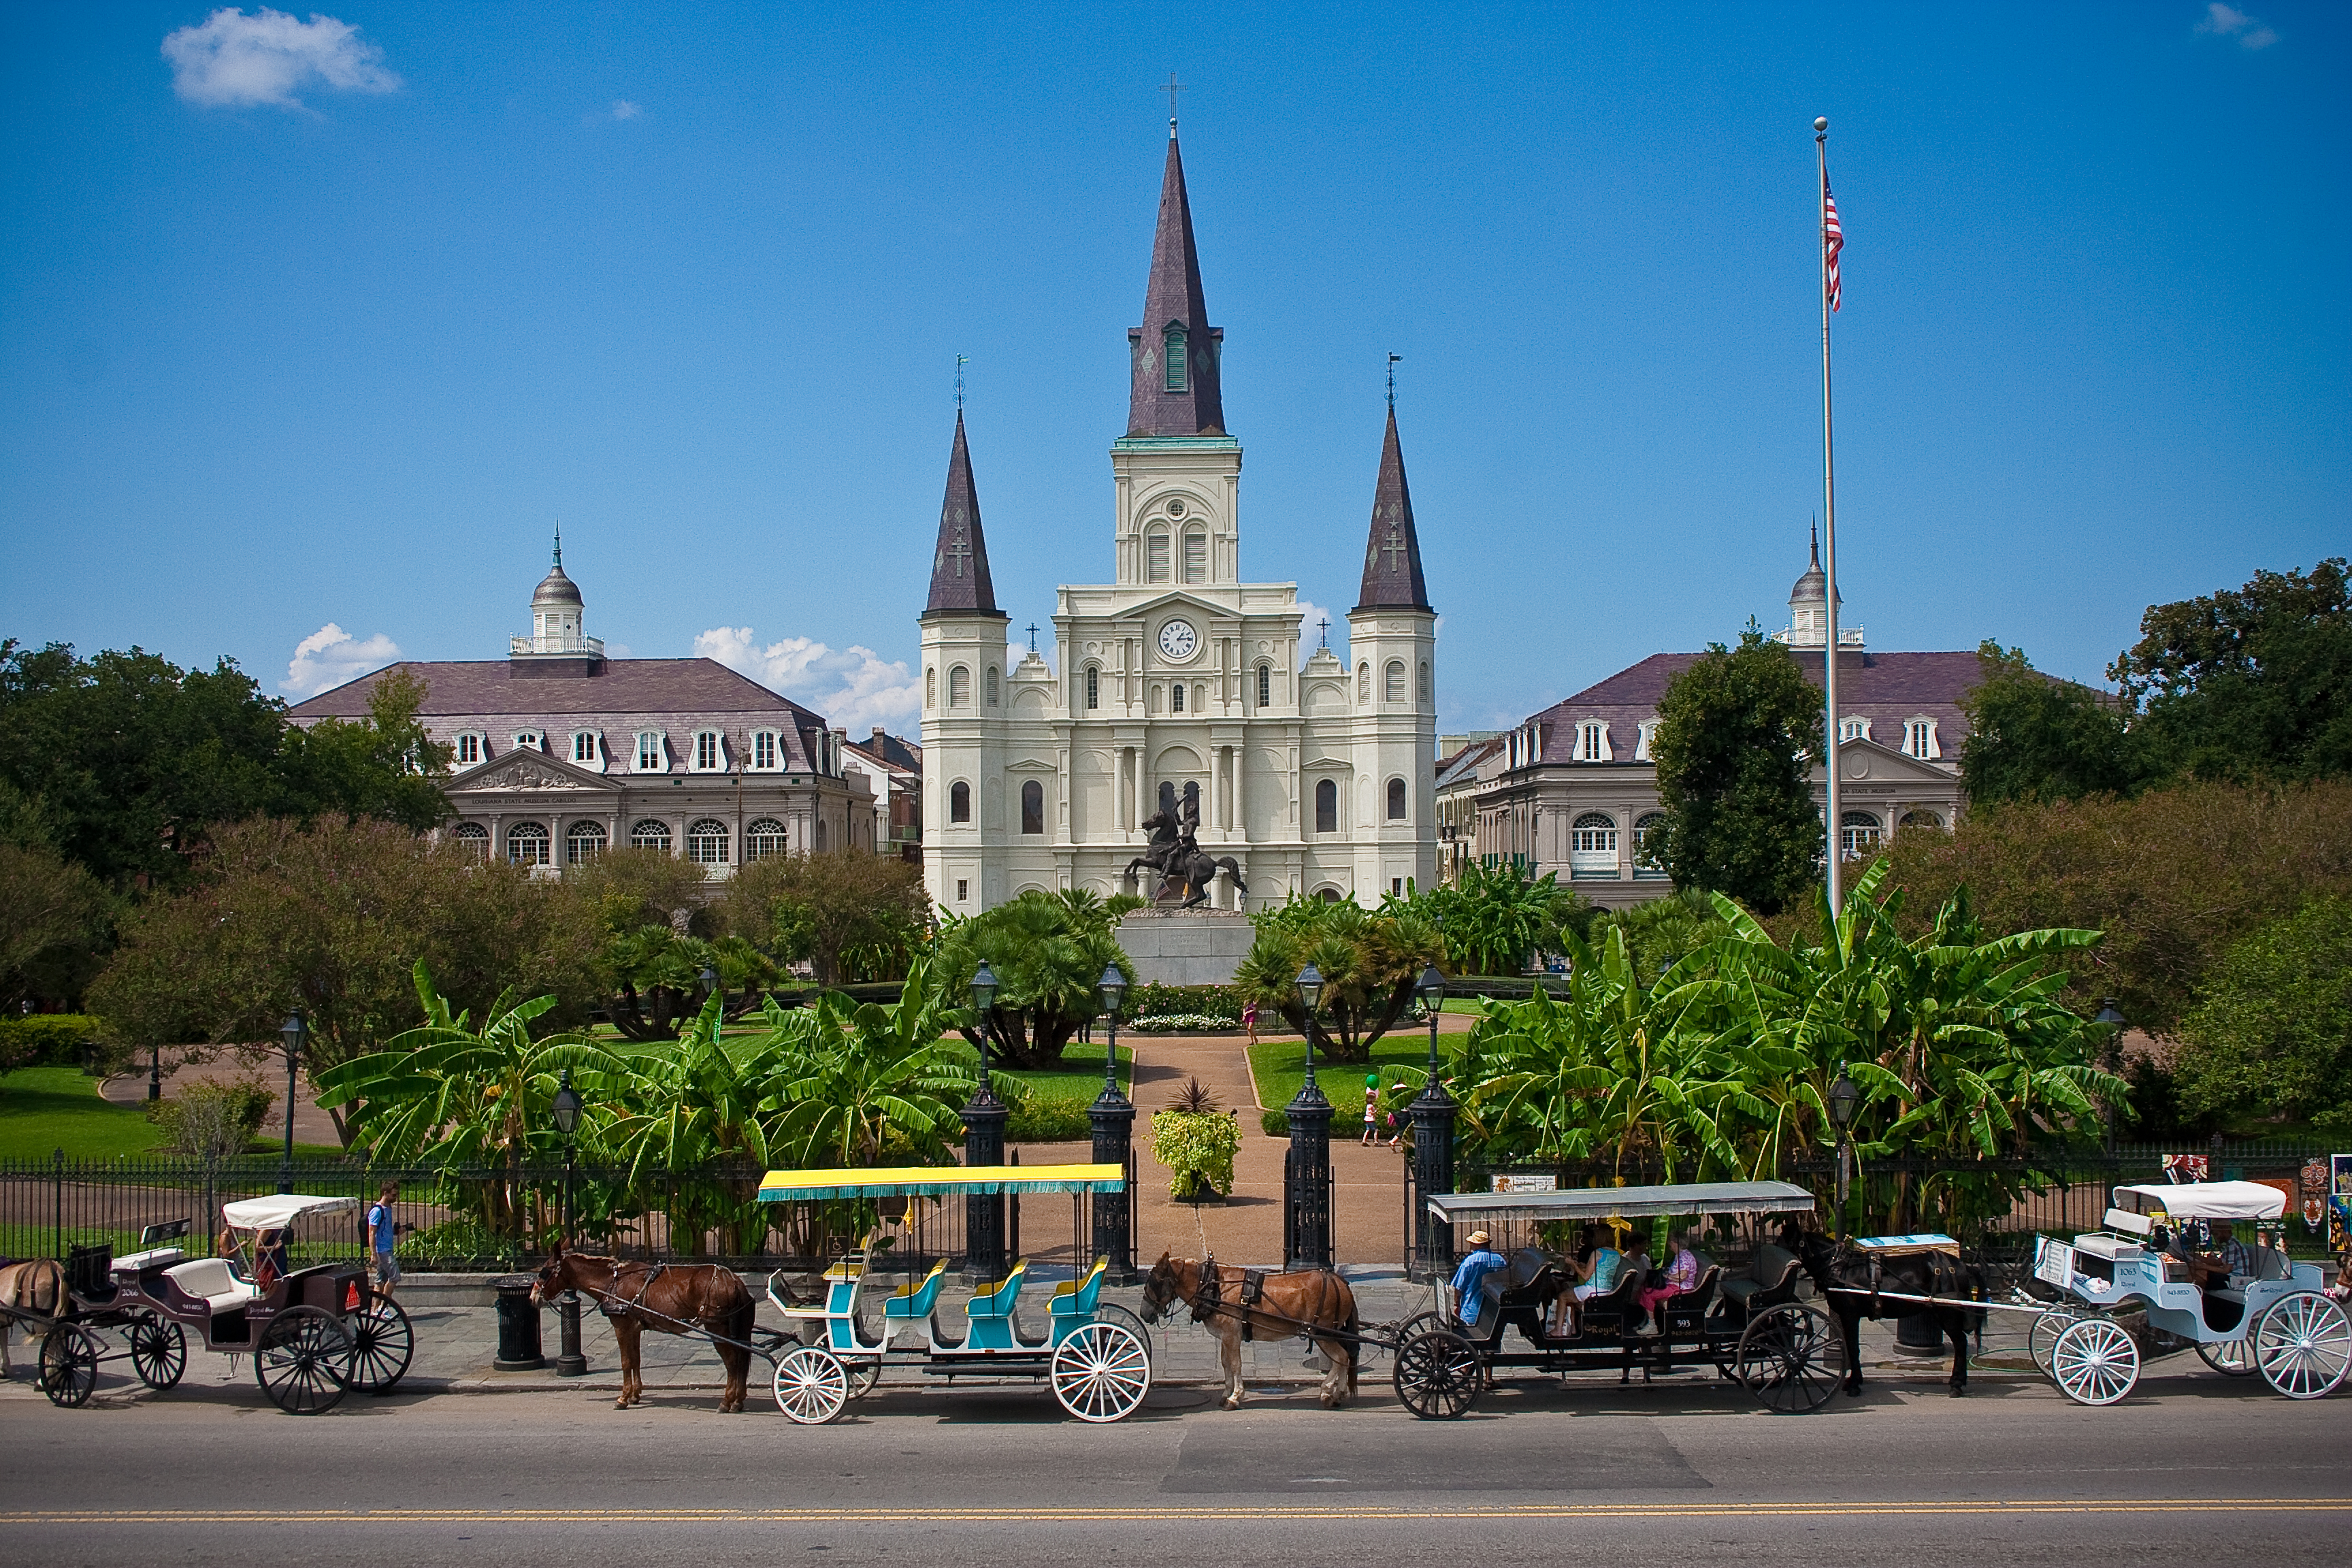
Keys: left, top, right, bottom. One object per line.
{"left": 1242, "top": 1000, "right": 1258, "bottom": 1046}
{"left": 368, "top": 1181, "right": 402, "bottom": 1301}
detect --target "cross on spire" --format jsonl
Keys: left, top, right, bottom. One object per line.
{"left": 553, "top": 518, "right": 562, "bottom": 568}
{"left": 1382, "top": 527, "right": 1408, "bottom": 572}
{"left": 956, "top": 354, "right": 968, "bottom": 411}
{"left": 1160, "top": 71, "right": 1186, "bottom": 136}
{"left": 1025, "top": 621, "right": 1040, "bottom": 652}
{"left": 1387, "top": 353, "right": 1401, "bottom": 409}
{"left": 1317, "top": 616, "right": 1330, "bottom": 649}
{"left": 946, "top": 537, "right": 972, "bottom": 577}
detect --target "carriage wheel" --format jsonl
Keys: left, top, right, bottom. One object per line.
{"left": 845, "top": 1356, "right": 884, "bottom": 1399}
{"left": 1051, "top": 1321, "right": 1154, "bottom": 1423}
{"left": 772, "top": 1345, "right": 849, "bottom": 1424}
{"left": 38, "top": 1323, "right": 101, "bottom": 1409}
{"left": 255, "top": 1307, "right": 353, "bottom": 1415}
{"left": 2195, "top": 1336, "right": 2258, "bottom": 1377}
{"left": 345, "top": 1297, "right": 414, "bottom": 1395}
{"left": 2252, "top": 1292, "right": 2351, "bottom": 1401}
{"left": 129, "top": 1316, "right": 186, "bottom": 1391}
{"left": 2029, "top": 1307, "right": 2088, "bottom": 1378}
{"left": 1392, "top": 1330, "right": 1482, "bottom": 1420}
{"left": 1735, "top": 1303, "right": 1844, "bottom": 1414}
{"left": 1094, "top": 1301, "right": 1156, "bottom": 1365}
{"left": 2049, "top": 1317, "right": 2138, "bottom": 1406}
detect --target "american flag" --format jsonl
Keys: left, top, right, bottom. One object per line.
{"left": 1823, "top": 180, "right": 1844, "bottom": 312}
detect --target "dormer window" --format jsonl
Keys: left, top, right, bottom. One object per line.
{"left": 634, "top": 730, "right": 667, "bottom": 773}
{"left": 1163, "top": 325, "right": 1188, "bottom": 391}
{"left": 1903, "top": 717, "right": 1942, "bottom": 760}
{"left": 1575, "top": 721, "right": 1612, "bottom": 762}
{"left": 751, "top": 729, "right": 780, "bottom": 770}
{"left": 569, "top": 731, "right": 600, "bottom": 767}
{"left": 453, "top": 732, "right": 483, "bottom": 766}
{"left": 1838, "top": 716, "right": 1872, "bottom": 744}
{"left": 1634, "top": 719, "right": 1660, "bottom": 762}
{"left": 511, "top": 731, "right": 542, "bottom": 753}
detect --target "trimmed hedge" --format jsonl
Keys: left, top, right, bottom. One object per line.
{"left": 0, "top": 1014, "right": 101, "bottom": 1071}
{"left": 1124, "top": 984, "right": 1243, "bottom": 1024}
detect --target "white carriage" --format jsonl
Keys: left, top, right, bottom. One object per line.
{"left": 2029, "top": 1181, "right": 2349, "bottom": 1405}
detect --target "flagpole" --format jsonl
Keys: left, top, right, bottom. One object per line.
{"left": 1816, "top": 116, "right": 1844, "bottom": 918}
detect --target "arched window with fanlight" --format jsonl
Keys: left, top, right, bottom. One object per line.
{"left": 630, "top": 819, "right": 672, "bottom": 853}
{"left": 1839, "top": 811, "right": 1882, "bottom": 858}
{"left": 1020, "top": 779, "right": 1044, "bottom": 834}
{"left": 1569, "top": 813, "right": 1618, "bottom": 879}
{"left": 566, "top": 820, "right": 607, "bottom": 866}
{"left": 451, "top": 822, "right": 489, "bottom": 862}
{"left": 1386, "top": 777, "right": 1407, "bottom": 821}
{"left": 506, "top": 821, "right": 551, "bottom": 868}
{"left": 685, "top": 819, "right": 730, "bottom": 866}
{"left": 1899, "top": 808, "right": 1944, "bottom": 832}
{"left": 1315, "top": 779, "right": 1339, "bottom": 834}
{"left": 950, "top": 781, "right": 971, "bottom": 823}
{"left": 746, "top": 819, "right": 788, "bottom": 860}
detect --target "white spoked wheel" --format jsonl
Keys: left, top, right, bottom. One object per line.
{"left": 2252, "top": 1292, "right": 2351, "bottom": 1401}
{"left": 2050, "top": 1317, "right": 2139, "bottom": 1406}
{"left": 1049, "top": 1321, "right": 1153, "bottom": 1423}
{"left": 2029, "top": 1308, "right": 2086, "bottom": 1378}
{"left": 772, "top": 1345, "right": 849, "bottom": 1424}
{"left": 845, "top": 1356, "right": 884, "bottom": 1400}
{"left": 2196, "top": 1336, "right": 2258, "bottom": 1377}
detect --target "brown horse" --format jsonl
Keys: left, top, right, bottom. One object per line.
{"left": 0, "top": 1258, "right": 66, "bottom": 1377}
{"left": 1137, "top": 1253, "right": 1359, "bottom": 1410}
{"left": 532, "top": 1241, "right": 757, "bottom": 1413}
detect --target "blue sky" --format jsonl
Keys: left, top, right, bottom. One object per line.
{"left": 3, "top": 3, "right": 2345, "bottom": 735}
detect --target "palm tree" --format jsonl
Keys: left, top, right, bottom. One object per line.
{"left": 1233, "top": 895, "right": 1443, "bottom": 1064}
{"left": 764, "top": 959, "right": 980, "bottom": 1169}
{"left": 928, "top": 892, "right": 1133, "bottom": 1071}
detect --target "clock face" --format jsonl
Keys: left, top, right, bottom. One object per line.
{"left": 1158, "top": 619, "right": 1198, "bottom": 661}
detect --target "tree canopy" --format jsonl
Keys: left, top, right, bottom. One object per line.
{"left": 1959, "top": 642, "right": 2146, "bottom": 806}
{"left": 2175, "top": 898, "right": 2352, "bottom": 1136}
{"left": 1644, "top": 626, "right": 1821, "bottom": 915}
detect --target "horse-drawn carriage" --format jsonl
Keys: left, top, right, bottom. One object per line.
{"left": 2027, "top": 1181, "right": 2351, "bottom": 1405}
{"left": 7, "top": 1194, "right": 413, "bottom": 1413}
{"left": 1392, "top": 1180, "right": 1847, "bottom": 1418}
{"left": 755, "top": 1163, "right": 1154, "bottom": 1425}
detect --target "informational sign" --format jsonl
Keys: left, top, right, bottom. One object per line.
{"left": 1491, "top": 1173, "right": 1558, "bottom": 1194}
{"left": 2302, "top": 1158, "right": 2329, "bottom": 1233}
{"left": 2332, "top": 1154, "right": 2352, "bottom": 1255}
{"left": 2034, "top": 1236, "right": 2076, "bottom": 1289}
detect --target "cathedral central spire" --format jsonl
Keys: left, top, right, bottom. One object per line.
{"left": 1127, "top": 131, "right": 1225, "bottom": 438}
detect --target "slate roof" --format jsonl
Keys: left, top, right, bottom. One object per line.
{"left": 289, "top": 659, "right": 830, "bottom": 726}
{"left": 1436, "top": 734, "right": 1505, "bottom": 789}
{"left": 1354, "top": 408, "right": 1432, "bottom": 612}
{"left": 924, "top": 411, "right": 1000, "bottom": 616}
{"left": 1126, "top": 131, "right": 1226, "bottom": 437}
{"left": 849, "top": 730, "right": 922, "bottom": 773}
{"left": 1520, "top": 649, "right": 1982, "bottom": 766}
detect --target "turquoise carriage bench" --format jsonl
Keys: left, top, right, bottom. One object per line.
{"left": 964, "top": 1259, "right": 1039, "bottom": 1351}
{"left": 1046, "top": 1259, "right": 1109, "bottom": 1348}
{"left": 883, "top": 1260, "right": 949, "bottom": 1342}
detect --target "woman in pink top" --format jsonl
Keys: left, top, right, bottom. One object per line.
{"left": 1635, "top": 1229, "right": 1699, "bottom": 1336}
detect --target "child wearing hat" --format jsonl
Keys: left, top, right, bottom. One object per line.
{"left": 1361, "top": 1075, "right": 1382, "bottom": 1145}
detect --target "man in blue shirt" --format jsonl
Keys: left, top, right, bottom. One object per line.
{"left": 1450, "top": 1230, "right": 1510, "bottom": 1326}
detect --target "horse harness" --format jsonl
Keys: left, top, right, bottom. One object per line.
{"left": 1187, "top": 1259, "right": 1333, "bottom": 1345}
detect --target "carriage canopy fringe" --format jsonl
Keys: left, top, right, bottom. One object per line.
{"left": 1425, "top": 1179, "right": 1817, "bottom": 1225}
{"left": 756, "top": 1164, "right": 1126, "bottom": 1203}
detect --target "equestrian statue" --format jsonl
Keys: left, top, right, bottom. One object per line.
{"left": 1122, "top": 782, "right": 1246, "bottom": 911}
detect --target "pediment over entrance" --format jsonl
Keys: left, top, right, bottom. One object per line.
{"left": 1809, "top": 740, "right": 1957, "bottom": 787}
{"left": 448, "top": 751, "right": 619, "bottom": 794}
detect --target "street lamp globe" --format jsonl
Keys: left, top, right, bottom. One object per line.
{"left": 1096, "top": 964, "right": 1127, "bottom": 1022}
{"left": 1296, "top": 964, "right": 1324, "bottom": 1015}
{"left": 552, "top": 1068, "right": 583, "bottom": 1138}
{"left": 970, "top": 961, "right": 998, "bottom": 1015}
{"left": 1827, "top": 1070, "right": 1860, "bottom": 1130}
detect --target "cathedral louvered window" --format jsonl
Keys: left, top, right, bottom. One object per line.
{"left": 1146, "top": 532, "right": 1171, "bottom": 583}
{"left": 1183, "top": 532, "right": 1207, "bottom": 583}
{"left": 1164, "top": 327, "right": 1188, "bottom": 391}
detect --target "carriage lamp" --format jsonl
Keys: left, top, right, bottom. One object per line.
{"left": 276, "top": 1011, "right": 305, "bottom": 1194}
{"left": 551, "top": 1067, "right": 587, "bottom": 1377}
{"left": 970, "top": 961, "right": 999, "bottom": 1015}
{"left": 700, "top": 964, "right": 719, "bottom": 1001}
{"left": 1096, "top": 964, "right": 1127, "bottom": 1023}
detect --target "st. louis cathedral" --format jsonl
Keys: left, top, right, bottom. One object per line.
{"left": 919, "top": 124, "right": 1439, "bottom": 913}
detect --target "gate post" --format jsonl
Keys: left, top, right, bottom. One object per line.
{"left": 1407, "top": 966, "right": 1456, "bottom": 1281}
{"left": 1086, "top": 966, "right": 1136, "bottom": 1281}
{"left": 1282, "top": 971, "right": 1335, "bottom": 1271}
{"left": 962, "top": 963, "right": 1007, "bottom": 1283}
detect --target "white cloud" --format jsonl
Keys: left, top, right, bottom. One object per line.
{"left": 696, "top": 627, "right": 921, "bottom": 736}
{"left": 610, "top": 99, "right": 643, "bottom": 120}
{"left": 162, "top": 8, "right": 400, "bottom": 109}
{"left": 281, "top": 623, "right": 401, "bottom": 697}
{"left": 2195, "top": 3, "right": 2279, "bottom": 48}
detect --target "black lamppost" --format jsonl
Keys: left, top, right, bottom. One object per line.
{"left": 1090, "top": 964, "right": 1135, "bottom": 1280}
{"left": 276, "top": 1011, "right": 304, "bottom": 1194}
{"left": 1284, "top": 964, "right": 1335, "bottom": 1269}
{"left": 961, "top": 961, "right": 1008, "bottom": 1281}
{"left": 551, "top": 1068, "right": 587, "bottom": 1377}
{"left": 148, "top": 1041, "right": 163, "bottom": 1102}
{"left": 2094, "top": 999, "right": 2127, "bottom": 1155}
{"left": 700, "top": 964, "right": 720, "bottom": 1033}
{"left": 1827, "top": 1068, "right": 1860, "bottom": 1243}
{"left": 1408, "top": 964, "right": 1456, "bottom": 1281}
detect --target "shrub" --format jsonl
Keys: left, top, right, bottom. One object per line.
{"left": 1007, "top": 1094, "right": 1093, "bottom": 1143}
{"left": 1126, "top": 1013, "right": 1239, "bottom": 1032}
{"left": 144, "top": 1076, "right": 275, "bottom": 1158}
{"left": 0, "top": 1013, "right": 101, "bottom": 1070}
{"left": 1260, "top": 1108, "right": 1288, "bottom": 1138}
{"left": 1150, "top": 1108, "right": 1239, "bottom": 1200}
{"left": 1123, "top": 984, "right": 1243, "bottom": 1024}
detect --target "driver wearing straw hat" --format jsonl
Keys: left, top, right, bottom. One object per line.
{"left": 1450, "top": 1230, "right": 1510, "bottom": 1326}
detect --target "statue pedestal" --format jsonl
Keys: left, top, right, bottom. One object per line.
{"left": 1115, "top": 909, "right": 1254, "bottom": 987}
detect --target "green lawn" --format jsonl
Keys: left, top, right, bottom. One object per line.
{"left": 0, "top": 1066, "right": 165, "bottom": 1158}
{"left": 1245, "top": 1034, "right": 1437, "bottom": 1115}
{"left": 998, "top": 1043, "right": 1132, "bottom": 1102}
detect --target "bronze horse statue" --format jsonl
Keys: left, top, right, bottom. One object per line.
{"left": 533, "top": 1241, "right": 757, "bottom": 1412}
{"left": 1786, "top": 1222, "right": 1984, "bottom": 1398}
{"left": 1138, "top": 1253, "right": 1359, "bottom": 1409}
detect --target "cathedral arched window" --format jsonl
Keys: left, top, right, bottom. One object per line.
{"left": 1569, "top": 813, "right": 1618, "bottom": 878}
{"left": 747, "top": 819, "right": 788, "bottom": 860}
{"left": 1163, "top": 325, "right": 1188, "bottom": 391}
{"left": 1386, "top": 778, "right": 1407, "bottom": 821}
{"left": 506, "top": 821, "right": 551, "bottom": 868}
{"left": 1315, "top": 779, "right": 1339, "bottom": 834}
{"left": 1171, "top": 683, "right": 1185, "bottom": 713}
{"left": 950, "top": 781, "right": 972, "bottom": 823}
{"left": 685, "top": 819, "right": 730, "bottom": 866}
{"left": 1357, "top": 663, "right": 1370, "bottom": 703}
{"left": 1384, "top": 660, "right": 1405, "bottom": 703}
{"left": 1256, "top": 664, "right": 1271, "bottom": 708}
{"left": 1020, "top": 780, "right": 1044, "bottom": 835}
{"left": 1146, "top": 531, "right": 1171, "bottom": 583}
{"left": 565, "top": 820, "right": 607, "bottom": 866}
{"left": 985, "top": 666, "right": 1000, "bottom": 707}
{"left": 1085, "top": 665, "right": 1100, "bottom": 710}
{"left": 1840, "top": 811, "right": 1882, "bottom": 858}
{"left": 451, "top": 822, "right": 489, "bottom": 862}
{"left": 949, "top": 666, "right": 970, "bottom": 707}
{"left": 1418, "top": 661, "right": 1431, "bottom": 703}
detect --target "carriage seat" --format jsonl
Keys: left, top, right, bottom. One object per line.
{"left": 1048, "top": 1259, "right": 1109, "bottom": 1322}
{"left": 965, "top": 1260, "right": 1028, "bottom": 1321}
{"left": 883, "top": 1261, "right": 949, "bottom": 1323}
{"left": 112, "top": 1247, "right": 188, "bottom": 1275}
{"left": 164, "top": 1257, "right": 259, "bottom": 1315}
{"left": 1721, "top": 1245, "right": 1801, "bottom": 1308}
{"left": 1661, "top": 1265, "right": 1723, "bottom": 1333}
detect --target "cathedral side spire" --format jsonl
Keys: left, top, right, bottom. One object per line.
{"left": 1126, "top": 131, "right": 1226, "bottom": 438}
{"left": 1353, "top": 407, "right": 1431, "bottom": 612}
{"left": 924, "top": 410, "right": 1002, "bottom": 617}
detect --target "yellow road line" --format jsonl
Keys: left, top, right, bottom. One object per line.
{"left": 9, "top": 1501, "right": 2351, "bottom": 1526}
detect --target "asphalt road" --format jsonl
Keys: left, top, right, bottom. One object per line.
{"left": 5, "top": 1365, "right": 2347, "bottom": 1567}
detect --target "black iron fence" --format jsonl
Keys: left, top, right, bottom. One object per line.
{"left": 0, "top": 1152, "right": 1109, "bottom": 1279}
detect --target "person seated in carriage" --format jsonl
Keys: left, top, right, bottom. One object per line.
{"left": 1546, "top": 1223, "right": 1623, "bottom": 1338}
{"left": 2163, "top": 1218, "right": 2251, "bottom": 1291}
{"left": 1634, "top": 1229, "right": 1701, "bottom": 1336}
